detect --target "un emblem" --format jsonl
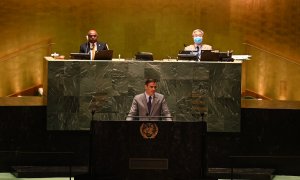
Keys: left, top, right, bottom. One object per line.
{"left": 140, "top": 122, "right": 158, "bottom": 139}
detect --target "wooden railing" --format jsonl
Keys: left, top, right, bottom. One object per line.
{"left": 242, "top": 41, "right": 300, "bottom": 101}
{"left": 242, "top": 42, "right": 300, "bottom": 66}
{"left": 0, "top": 39, "right": 54, "bottom": 62}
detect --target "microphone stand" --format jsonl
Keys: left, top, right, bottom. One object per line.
{"left": 196, "top": 46, "right": 200, "bottom": 61}
{"left": 91, "top": 110, "right": 95, "bottom": 121}
{"left": 90, "top": 46, "right": 93, "bottom": 61}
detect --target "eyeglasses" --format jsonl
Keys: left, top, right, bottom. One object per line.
{"left": 88, "top": 35, "right": 97, "bottom": 37}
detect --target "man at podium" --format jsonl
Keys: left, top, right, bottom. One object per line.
{"left": 126, "top": 79, "right": 172, "bottom": 121}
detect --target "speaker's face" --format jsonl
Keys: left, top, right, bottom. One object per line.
{"left": 145, "top": 82, "right": 157, "bottom": 96}
{"left": 87, "top": 30, "right": 98, "bottom": 43}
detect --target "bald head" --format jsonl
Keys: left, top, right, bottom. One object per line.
{"left": 87, "top": 29, "right": 98, "bottom": 43}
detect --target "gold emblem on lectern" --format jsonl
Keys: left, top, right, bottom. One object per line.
{"left": 140, "top": 122, "right": 158, "bottom": 139}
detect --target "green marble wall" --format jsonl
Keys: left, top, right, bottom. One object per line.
{"left": 46, "top": 60, "right": 241, "bottom": 132}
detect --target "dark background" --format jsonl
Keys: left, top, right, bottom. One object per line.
{"left": 1, "top": 106, "right": 300, "bottom": 175}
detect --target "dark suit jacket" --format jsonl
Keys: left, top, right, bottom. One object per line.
{"left": 79, "top": 42, "right": 108, "bottom": 53}
{"left": 126, "top": 92, "right": 172, "bottom": 121}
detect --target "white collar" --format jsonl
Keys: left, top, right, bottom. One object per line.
{"left": 145, "top": 93, "right": 153, "bottom": 102}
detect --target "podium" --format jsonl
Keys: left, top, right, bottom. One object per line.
{"left": 86, "top": 120, "right": 215, "bottom": 180}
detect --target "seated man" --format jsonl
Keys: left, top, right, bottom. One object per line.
{"left": 79, "top": 29, "right": 109, "bottom": 59}
{"left": 184, "top": 28, "right": 212, "bottom": 51}
{"left": 183, "top": 29, "right": 212, "bottom": 61}
{"left": 126, "top": 79, "right": 172, "bottom": 121}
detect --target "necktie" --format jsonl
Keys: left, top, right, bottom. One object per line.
{"left": 147, "top": 96, "right": 152, "bottom": 114}
{"left": 196, "top": 46, "right": 200, "bottom": 61}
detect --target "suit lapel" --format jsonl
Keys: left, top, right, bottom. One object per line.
{"left": 142, "top": 94, "right": 148, "bottom": 113}
{"left": 86, "top": 43, "right": 91, "bottom": 53}
{"left": 151, "top": 93, "right": 158, "bottom": 113}
{"left": 97, "top": 43, "right": 103, "bottom": 51}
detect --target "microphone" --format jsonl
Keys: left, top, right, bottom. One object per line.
{"left": 91, "top": 109, "right": 96, "bottom": 121}
{"left": 91, "top": 109, "right": 96, "bottom": 116}
{"left": 85, "top": 35, "right": 89, "bottom": 53}
{"left": 196, "top": 46, "right": 200, "bottom": 61}
{"left": 145, "top": 113, "right": 151, "bottom": 120}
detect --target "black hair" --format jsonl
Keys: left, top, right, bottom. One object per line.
{"left": 145, "top": 79, "right": 157, "bottom": 85}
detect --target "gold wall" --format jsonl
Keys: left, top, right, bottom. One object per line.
{"left": 0, "top": 0, "right": 299, "bottom": 100}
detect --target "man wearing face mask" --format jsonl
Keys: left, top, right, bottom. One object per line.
{"left": 184, "top": 29, "right": 212, "bottom": 52}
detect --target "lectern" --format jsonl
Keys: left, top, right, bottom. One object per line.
{"left": 88, "top": 120, "right": 212, "bottom": 180}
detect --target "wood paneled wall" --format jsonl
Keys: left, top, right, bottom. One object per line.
{"left": 0, "top": 0, "right": 299, "bottom": 100}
